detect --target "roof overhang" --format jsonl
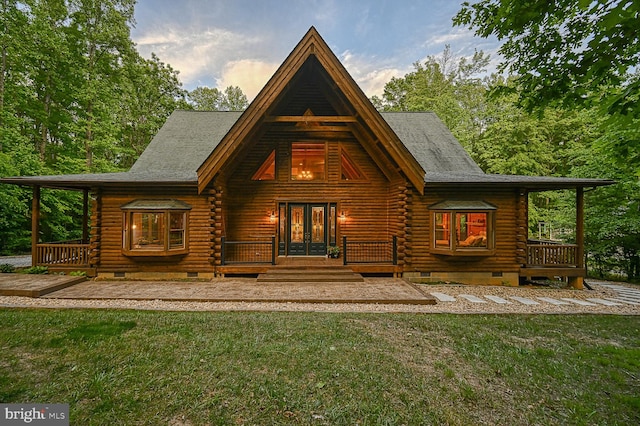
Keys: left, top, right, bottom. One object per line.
{"left": 423, "top": 172, "right": 616, "bottom": 191}
{"left": 0, "top": 172, "right": 198, "bottom": 191}
{"left": 429, "top": 200, "right": 497, "bottom": 210}
{"left": 120, "top": 199, "right": 192, "bottom": 210}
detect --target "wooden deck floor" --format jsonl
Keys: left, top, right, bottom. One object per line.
{"left": 43, "top": 278, "right": 435, "bottom": 305}
{"left": 0, "top": 274, "right": 86, "bottom": 297}
{"left": 0, "top": 273, "right": 435, "bottom": 305}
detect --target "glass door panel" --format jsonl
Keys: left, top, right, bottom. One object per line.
{"left": 311, "top": 207, "right": 324, "bottom": 243}
{"left": 308, "top": 205, "right": 327, "bottom": 255}
{"left": 286, "top": 203, "right": 328, "bottom": 255}
{"left": 288, "top": 204, "right": 307, "bottom": 255}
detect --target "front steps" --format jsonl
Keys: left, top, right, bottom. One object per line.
{"left": 257, "top": 266, "right": 364, "bottom": 283}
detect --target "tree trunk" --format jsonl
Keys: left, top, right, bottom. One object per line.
{"left": 0, "top": 0, "right": 7, "bottom": 134}
{"left": 85, "top": 100, "right": 93, "bottom": 168}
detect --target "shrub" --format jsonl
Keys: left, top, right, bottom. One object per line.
{"left": 327, "top": 245, "right": 340, "bottom": 258}
{"left": 0, "top": 263, "right": 16, "bottom": 273}
{"left": 23, "top": 266, "right": 49, "bottom": 274}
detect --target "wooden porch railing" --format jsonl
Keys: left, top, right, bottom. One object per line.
{"left": 526, "top": 243, "right": 578, "bottom": 267}
{"left": 343, "top": 236, "right": 397, "bottom": 265}
{"left": 221, "top": 236, "right": 276, "bottom": 265}
{"left": 35, "top": 241, "right": 90, "bottom": 267}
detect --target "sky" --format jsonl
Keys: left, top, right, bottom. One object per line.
{"left": 131, "top": 0, "right": 501, "bottom": 101}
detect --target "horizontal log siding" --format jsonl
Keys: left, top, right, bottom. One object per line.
{"left": 408, "top": 189, "right": 525, "bottom": 273}
{"left": 96, "top": 189, "right": 213, "bottom": 273}
{"left": 221, "top": 137, "right": 402, "bottom": 247}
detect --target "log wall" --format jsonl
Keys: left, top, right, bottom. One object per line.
{"left": 219, "top": 136, "right": 403, "bottom": 249}
{"left": 96, "top": 188, "right": 213, "bottom": 275}
{"left": 407, "top": 188, "right": 527, "bottom": 274}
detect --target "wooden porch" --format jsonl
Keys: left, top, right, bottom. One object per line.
{"left": 33, "top": 240, "right": 96, "bottom": 275}
{"left": 520, "top": 241, "right": 585, "bottom": 283}
{"left": 216, "top": 256, "right": 401, "bottom": 277}
{"left": 217, "top": 236, "right": 401, "bottom": 277}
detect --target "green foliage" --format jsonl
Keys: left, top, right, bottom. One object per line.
{"left": 187, "top": 85, "right": 249, "bottom": 111}
{"left": 453, "top": 0, "right": 640, "bottom": 118}
{"left": 0, "top": 0, "right": 187, "bottom": 253}
{"left": 0, "top": 152, "right": 32, "bottom": 253}
{"left": 453, "top": 0, "right": 640, "bottom": 183}
{"left": 575, "top": 123, "right": 640, "bottom": 280}
{"left": 0, "top": 264, "right": 15, "bottom": 273}
{"left": 373, "top": 45, "right": 490, "bottom": 150}
{"left": 23, "top": 265, "right": 48, "bottom": 274}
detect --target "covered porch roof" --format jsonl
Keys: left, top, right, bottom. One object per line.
{"left": 423, "top": 172, "right": 615, "bottom": 191}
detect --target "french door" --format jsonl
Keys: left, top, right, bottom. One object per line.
{"left": 287, "top": 203, "right": 327, "bottom": 255}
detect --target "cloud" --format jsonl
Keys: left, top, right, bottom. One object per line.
{"left": 340, "top": 50, "right": 408, "bottom": 98}
{"left": 133, "top": 26, "right": 265, "bottom": 90}
{"left": 424, "top": 27, "right": 475, "bottom": 47}
{"left": 217, "top": 60, "right": 280, "bottom": 100}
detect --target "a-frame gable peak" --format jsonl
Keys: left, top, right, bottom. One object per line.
{"left": 197, "top": 27, "right": 425, "bottom": 194}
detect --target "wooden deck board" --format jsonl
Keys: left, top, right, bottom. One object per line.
{"left": 42, "top": 278, "right": 436, "bottom": 305}
{"left": 0, "top": 274, "right": 86, "bottom": 297}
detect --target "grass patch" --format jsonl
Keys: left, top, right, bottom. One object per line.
{"left": 0, "top": 310, "right": 638, "bottom": 425}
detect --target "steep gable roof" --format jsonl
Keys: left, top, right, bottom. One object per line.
{"left": 196, "top": 26, "right": 427, "bottom": 194}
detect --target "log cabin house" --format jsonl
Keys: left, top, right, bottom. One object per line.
{"left": 0, "top": 27, "right": 613, "bottom": 287}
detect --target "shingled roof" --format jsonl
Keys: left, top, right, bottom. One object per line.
{"left": 129, "top": 110, "right": 242, "bottom": 178}
{"left": 381, "top": 112, "right": 483, "bottom": 174}
{"left": 130, "top": 110, "right": 483, "bottom": 178}
{"left": 0, "top": 109, "right": 613, "bottom": 190}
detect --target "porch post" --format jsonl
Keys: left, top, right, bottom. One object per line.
{"left": 31, "top": 185, "right": 40, "bottom": 267}
{"left": 82, "top": 189, "right": 89, "bottom": 243}
{"left": 570, "top": 187, "right": 585, "bottom": 289}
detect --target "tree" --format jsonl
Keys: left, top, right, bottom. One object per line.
{"left": 117, "top": 53, "right": 188, "bottom": 168}
{"left": 67, "top": 0, "right": 137, "bottom": 170}
{"left": 453, "top": 0, "right": 640, "bottom": 119}
{"left": 220, "top": 85, "right": 249, "bottom": 111}
{"left": 187, "top": 86, "right": 223, "bottom": 111}
{"left": 575, "top": 118, "right": 640, "bottom": 281}
{"left": 0, "top": 0, "right": 189, "bottom": 253}
{"left": 187, "top": 85, "right": 248, "bottom": 111}
{"left": 373, "top": 45, "right": 490, "bottom": 150}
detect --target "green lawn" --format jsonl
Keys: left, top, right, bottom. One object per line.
{"left": 1, "top": 309, "right": 638, "bottom": 425}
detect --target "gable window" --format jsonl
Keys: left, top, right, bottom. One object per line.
{"left": 252, "top": 150, "right": 276, "bottom": 181}
{"left": 291, "top": 143, "right": 325, "bottom": 181}
{"left": 121, "top": 199, "right": 191, "bottom": 256}
{"left": 430, "top": 200, "right": 496, "bottom": 256}
{"left": 341, "top": 149, "right": 364, "bottom": 180}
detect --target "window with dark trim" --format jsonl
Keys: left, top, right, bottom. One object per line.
{"left": 121, "top": 199, "right": 191, "bottom": 256}
{"left": 430, "top": 200, "right": 496, "bottom": 256}
{"left": 291, "top": 143, "right": 325, "bottom": 181}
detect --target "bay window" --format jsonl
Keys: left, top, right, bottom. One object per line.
{"left": 121, "top": 199, "right": 191, "bottom": 256}
{"left": 430, "top": 200, "right": 496, "bottom": 256}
